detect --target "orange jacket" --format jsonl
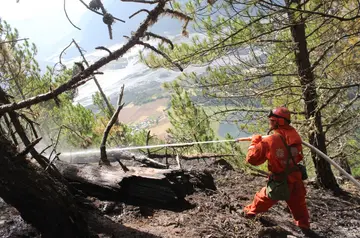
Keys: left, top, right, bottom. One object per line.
{"left": 246, "top": 125, "right": 303, "bottom": 183}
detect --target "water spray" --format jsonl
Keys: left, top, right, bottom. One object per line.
{"left": 60, "top": 136, "right": 360, "bottom": 190}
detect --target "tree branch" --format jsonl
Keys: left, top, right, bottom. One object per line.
{"left": 0, "top": 0, "right": 167, "bottom": 114}
{"left": 57, "top": 40, "right": 74, "bottom": 69}
{"left": 129, "top": 9, "right": 150, "bottom": 19}
{"left": 15, "top": 137, "right": 42, "bottom": 158}
{"left": 316, "top": 89, "right": 341, "bottom": 113}
{"left": 260, "top": 0, "right": 360, "bottom": 21}
{"left": 146, "top": 130, "right": 151, "bottom": 156}
{"left": 19, "top": 113, "right": 39, "bottom": 139}
{"left": 137, "top": 40, "right": 183, "bottom": 71}
{"left": 144, "top": 32, "right": 174, "bottom": 49}
{"left": 95, "top": 46, "right": 112, "bottom": 55}
{"left": 0, "top": 38, "right": 29, "bottom": 45}
{"left": 64, "top": 0, "right": 81, "bottom": 30}
{"left": 100, "top": 85, "right": 125, "bottom": 167}
{"left": 72, "top": 39, "right": 114, "bottom": 117}
{"left": 79, "top": 0, "right": 125, "bottom": 23}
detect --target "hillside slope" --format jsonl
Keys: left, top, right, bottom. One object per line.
{"left": 1, "top": 159, "right": 359, "bottom": 238}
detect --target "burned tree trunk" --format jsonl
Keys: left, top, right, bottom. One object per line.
{"left": 55, "top": 161, "right": 216, "bottom": 211}
{"left": 285, "top": 0, "right": 339, "bottom": 191}
{"left": 0, "top": 135, "right": 92, "bottom": 238}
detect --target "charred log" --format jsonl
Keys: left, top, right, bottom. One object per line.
{"left": 55, "top": 161, "right": 216, "bottom": 211}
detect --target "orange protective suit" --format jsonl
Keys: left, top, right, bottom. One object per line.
{"left": 243, "top": 125, "right": 310, "bottom": 229}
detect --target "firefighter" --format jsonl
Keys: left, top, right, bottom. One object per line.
{"left": 236, "top": 107, "right": 310, "bottom": 230}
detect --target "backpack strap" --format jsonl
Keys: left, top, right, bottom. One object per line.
{"left": 270, "top": 134, "right": 299, "bottom": 181}
{"left": 278, "top": 134, "right": 299, "bottom": 175}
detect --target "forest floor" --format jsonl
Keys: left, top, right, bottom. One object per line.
{"left": 1, "top": 159, "right": 360, "bottom": 238}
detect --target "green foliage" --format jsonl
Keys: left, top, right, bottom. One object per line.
{"left": 142, "top": 0, "right": 360, "bottom": 174}
{"left": 0, "top": 19, "right": 41, "bottom": 101}
{"left": 92, "top": 92, "right": 115, "bottom": 119}
{"left": 166, "top": 80, "right": 215, "bottom": 153}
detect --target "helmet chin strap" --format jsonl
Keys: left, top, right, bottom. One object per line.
{"left": 267, "top": 122, "right": 279, "bottom": 135}
{"left": 267, "top": 127, "right": 275, "bottom": 135}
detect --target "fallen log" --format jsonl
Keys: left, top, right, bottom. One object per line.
{"left": 55, "top": 161, "right": 216, "bottom": 211}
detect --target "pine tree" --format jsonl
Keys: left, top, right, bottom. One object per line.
{"left": 165, "top": 81, "right": 215, "bottom": 153}
{"left": 142, "top": 0, "right": 360, "bottom": 191}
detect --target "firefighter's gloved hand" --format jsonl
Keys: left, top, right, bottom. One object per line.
{"left": 250, "top": 134, "right": 262, "bottom": 145}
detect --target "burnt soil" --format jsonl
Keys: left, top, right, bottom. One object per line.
{"left": 1, "top": 159, "right": 360, "bottom": 238}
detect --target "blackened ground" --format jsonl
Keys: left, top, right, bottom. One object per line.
{"left": 1, "top": 158, "right": 360, "bottom": 238}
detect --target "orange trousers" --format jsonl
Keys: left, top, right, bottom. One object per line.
{"left": 244, "top": 180, "right": 310, "bottom": 229}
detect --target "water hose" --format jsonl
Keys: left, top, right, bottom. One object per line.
{"left": 60, "top": 136, "right": 360, "bottom": 190}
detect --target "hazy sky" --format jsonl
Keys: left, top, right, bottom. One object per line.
{"left": 1, "top": 0, "right": 88, "bottom": 60}
{"left": 0, "top": 0, "right": 183, "bottom": 69}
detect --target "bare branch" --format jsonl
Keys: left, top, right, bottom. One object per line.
{"left": 163, "top": 9, "right": 192, "bottom": 21}
{"left": 64, "top": 0, "right": 81, "bottom": 30}
{"left": 0, "top": 38, "right": 29, "bottom": 45}
{"left": 146, "top": 130, "right": 151, "bottom": 156}
{"left": 57, "top": 41, "right": 74, "bottom": 69}
{"left": 72, "top": 39, "right": 114, "bottom": 116}
{"left": 129, "top": 9, "right": 150, "bottom": 19}
{"left": 260, "top": 0, "right": 360, "bottom": 22}
{"left": 93, "top": 71, "right": 104, "bottom": 75}
{"left": 162, "top": 9, "right": 192, "bottom": 37}
{"left": 137, "top": 40, "right": 183, "bottom": 71}
{"left": 3, "top": 114, "right": 19, "bottom": 146}
{"left": 19, "top": 113, "right": 39, "bottom": 139}
{"left": 95, "top": 46, "right": 112, "bottom": 55}
{"left": 48, "top": 126, "right": 63, "bottom": 161}
{"left": 100, "top": 85, "right": 125, "bottom": 167}
{"left": 317, "top": 89, "right": 341, "bottom": 113}
{"left": 115, "top": 158, "right": 130, "bottom": 172}
{"left": 39, "top": 143, "right": 53, "bottom": 155}
{"left": 0, "top": 0, "right": 167, "bottom": 114}
{"left": 144, "top": 32, "right": 174, "bottom": 49}
{"left": 318, "top": 84, "right": 360, "bottom": 90}
{"left": 15, "top": 137, "right": 42, "bottom": 158}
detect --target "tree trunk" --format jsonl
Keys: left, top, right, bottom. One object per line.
{"left": 55, "top": 161, "right": 216, "bottom": 211}
{"left": 285, "top": 0, "right": 339, "bottom": 191}
{"left": 0, "top": 135, "right": 92, "bottom": 238}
